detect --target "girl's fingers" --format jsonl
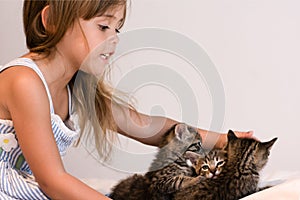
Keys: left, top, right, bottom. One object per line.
{"left": 234, "top": 130, "right": 260, "bottom": 141}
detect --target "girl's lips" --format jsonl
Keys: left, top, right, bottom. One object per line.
{"left": 100, "top": 52, "right": 114, "bottom": 60}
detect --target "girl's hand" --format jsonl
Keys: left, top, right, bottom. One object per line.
{"left": 215, "top": 130, "right": 254, "bottom": 149}
{"left": 234, "top": 130, "right": 254, "bottom": 139}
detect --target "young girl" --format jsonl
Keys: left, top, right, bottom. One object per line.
{"left": 0, "top": 0, "right": 253, "bottom": 199}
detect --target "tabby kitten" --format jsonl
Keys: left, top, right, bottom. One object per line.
{"left": 174, "top": 130, "right": 277, "bottom": 200}
{"left": 110, "top": 123, "right": 204, "bottom": 200}
{"left": 109, "top": 174, "right": 149, "bottom": 200}
{"left": 185, "top": 149, "right": 227, "bottom": 179}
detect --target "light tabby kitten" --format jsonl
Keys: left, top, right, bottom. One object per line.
{"left": 174, "top": 130, "right": 277, "bottom": 200}
{"left": 110, "top": 123, "right": 204, "bottom": 200}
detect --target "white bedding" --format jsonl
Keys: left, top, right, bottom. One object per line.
{"left": 241, "top": 179, "right": 300, "bottom": 200}
{"left": 241, "top": 171, "right": 300, "bottom": 200}
{"left": 82, "top": 171, "right": 300, "bottom": 199}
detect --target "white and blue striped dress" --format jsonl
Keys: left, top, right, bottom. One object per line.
{"left": 0, "top": 58, "right": 80, "bottom": 199}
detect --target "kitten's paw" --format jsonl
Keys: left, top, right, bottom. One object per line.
{"left": 195, "top": 175, "right": 206, "bottom": 183}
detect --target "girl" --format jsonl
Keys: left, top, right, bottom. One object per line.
{"left": 0, "top": 0, "right": 253, "bottom": 199}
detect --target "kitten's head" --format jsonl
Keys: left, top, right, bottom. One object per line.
{"left": 185, "top": 149, "right": 227, "bottom": 179}
{"left": 226, "top": 130, "right": 277, "bottom": 171}
{"left": 160, "top": 123, "right": 203, "bottom": 154}
{"left": 150, "top": 123, "right": 203, "bottom": 171}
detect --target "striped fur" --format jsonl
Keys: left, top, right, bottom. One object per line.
{"left": 174, "top": 130, "right": 277, "bottom": 200}
{"left": 185, "top": 149, "right": 227, "bottom": 179}
{"left": 110, "top": 123, "right": 204, "bottom": 200}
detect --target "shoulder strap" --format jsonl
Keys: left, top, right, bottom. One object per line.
{"left": 1, "top": 58, "right": 55, "bottom": 114}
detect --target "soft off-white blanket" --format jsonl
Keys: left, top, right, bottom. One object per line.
{"left": 241, "top": 171, "right": 300, "bottom": 200}
{"left": 241, "top": 179, "right": 300, "bottom": 200}
{"left": 82, "top": 171, "right": 300, "bottom": 199}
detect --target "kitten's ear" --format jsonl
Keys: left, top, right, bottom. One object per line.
{"left": 261, "top": 137, "right": 278, "bottom": 150}
{"left": 184, "top": 151, "right": 202, "bottom": 166}
{"left": 227, "top": 130, "right": 238, "bottom": 141}
{"left": 174, "top": 123, "right": 189, "bottom": 140}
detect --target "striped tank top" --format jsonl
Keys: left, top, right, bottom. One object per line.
{"left": 0, "top": 58, "right": 80, "bottom": 199}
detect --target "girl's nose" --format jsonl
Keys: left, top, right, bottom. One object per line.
{"left": 106, "top": 34, "right": 119, "bottom": 45}
{"left": 111, "top": 34, "right": 119, "bottom": 44}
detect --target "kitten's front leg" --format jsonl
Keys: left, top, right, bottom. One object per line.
{"left": 175, "top": 175, "right": 206, "bottom": 190}
{"left": 151, "top": 175, "right": 205, "bottom": 194}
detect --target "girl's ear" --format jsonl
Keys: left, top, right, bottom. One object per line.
{"left": 41, "top": 5, "right": 50, "bottom": 31}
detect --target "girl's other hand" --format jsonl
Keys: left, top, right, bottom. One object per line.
{"left": 216, "top": 130, "right": 255, "bottom": 149}
{"left": 234, "top": 130, "right": 254, "bottom": 139}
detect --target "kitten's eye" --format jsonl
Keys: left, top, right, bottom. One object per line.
{"left": 115, "top": 28, "right": 120, "bottom": 34}
{"left": 197, "top": 142, "right": 202, "bottom": 148}
{"left": 195, "top": 141, "right": 202, "bottom": 152}
{"left": 201, "top": 165, "right": 209, "bottom": 171}
{"left": 98, "top": 25, "right": 110, "bottom": 31}
{"left": 217, "top": 161, "right": 225, "bottom": 167}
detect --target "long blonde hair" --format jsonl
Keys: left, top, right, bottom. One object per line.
{"left": 23, "top": 0, "right": 131, "bottom": 159}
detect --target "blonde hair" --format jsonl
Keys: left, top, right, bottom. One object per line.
{"left": 23, "top": 0, "right": 131, "bottom": 159}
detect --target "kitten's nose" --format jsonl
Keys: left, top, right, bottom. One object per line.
{"left": 210, "top": 167, "right": 216, "bottom": 174}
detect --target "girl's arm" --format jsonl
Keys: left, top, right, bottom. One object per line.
{"left": 114, "top": 105, "right": 253, "bottom": 148}
{"left": 6, "top": 67, "right": 108, "bottom": 200}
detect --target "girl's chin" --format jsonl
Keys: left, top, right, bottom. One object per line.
{"left": 80, "top": 56, "right": 109, "bottom": 77}
{"left": 100, "top": 57, "right": 109, "bottom": 65}
{"left": 79, "top": 68, "right": 105, "bottom": 78}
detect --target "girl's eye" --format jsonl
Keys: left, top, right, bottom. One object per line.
{"left": 98, "top": 25, "right": 110, "bottom": 31}
{"left": 98, "top": 25, "right": 120, "bottom": 34}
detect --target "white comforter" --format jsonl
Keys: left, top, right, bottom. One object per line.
{"left": 241, "top": 179, "right": 300, "bottom": 200}
{"left": 82, "top": 171, "right": 300, "bottom": 199}
{"left": 241, "top": 171, "right": 300, "bottom": 200}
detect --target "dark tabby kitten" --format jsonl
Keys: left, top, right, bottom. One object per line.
{"left": 109, "top": 174, "right": 149, "bottom": 200}
{"left": 110, "top": 123, "right": 204, "bottom": 200}
{"left": 185, "top": 149, "right": 227, "bottom": 179}
{"left": 174, "top": 130, "right": 277, "bottom": 200}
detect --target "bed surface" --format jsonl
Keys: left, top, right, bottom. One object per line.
{"left": 82, "top": 170, "right": 300, "bottom": 199}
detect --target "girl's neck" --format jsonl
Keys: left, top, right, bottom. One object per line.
{"left": 23, "top": 52, "right": 77, "bottom": 92}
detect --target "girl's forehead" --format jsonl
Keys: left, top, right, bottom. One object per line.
{"left": 98, "top": 5, "right": 125, "bottom": 20}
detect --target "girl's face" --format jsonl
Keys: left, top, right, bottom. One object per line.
{"left": 57, "top": 6, "right": 125, "bottom": 76}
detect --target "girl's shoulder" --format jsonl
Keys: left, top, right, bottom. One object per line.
{"left": 0, "top": 65, "right": 50, "bottom": 120}
{"left": 0, "top": 58, "right": 45, "bottom": 91}
{"left": 0, "top": 65, "right": 46, "bottom": 94}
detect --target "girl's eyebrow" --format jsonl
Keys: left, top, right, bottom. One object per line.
{"left": 99, "top": 14, "right": 124, "bottom": 23}
{"left": 102, "top": 14, "right": 116, "bottom": 19}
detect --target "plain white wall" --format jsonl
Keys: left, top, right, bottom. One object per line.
{"left": 1, "top": 0, "right": 300, "bottom": 184}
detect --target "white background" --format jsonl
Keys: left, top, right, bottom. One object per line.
{"left": 1, "top": 0, "right": 300, "bottom": 184}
